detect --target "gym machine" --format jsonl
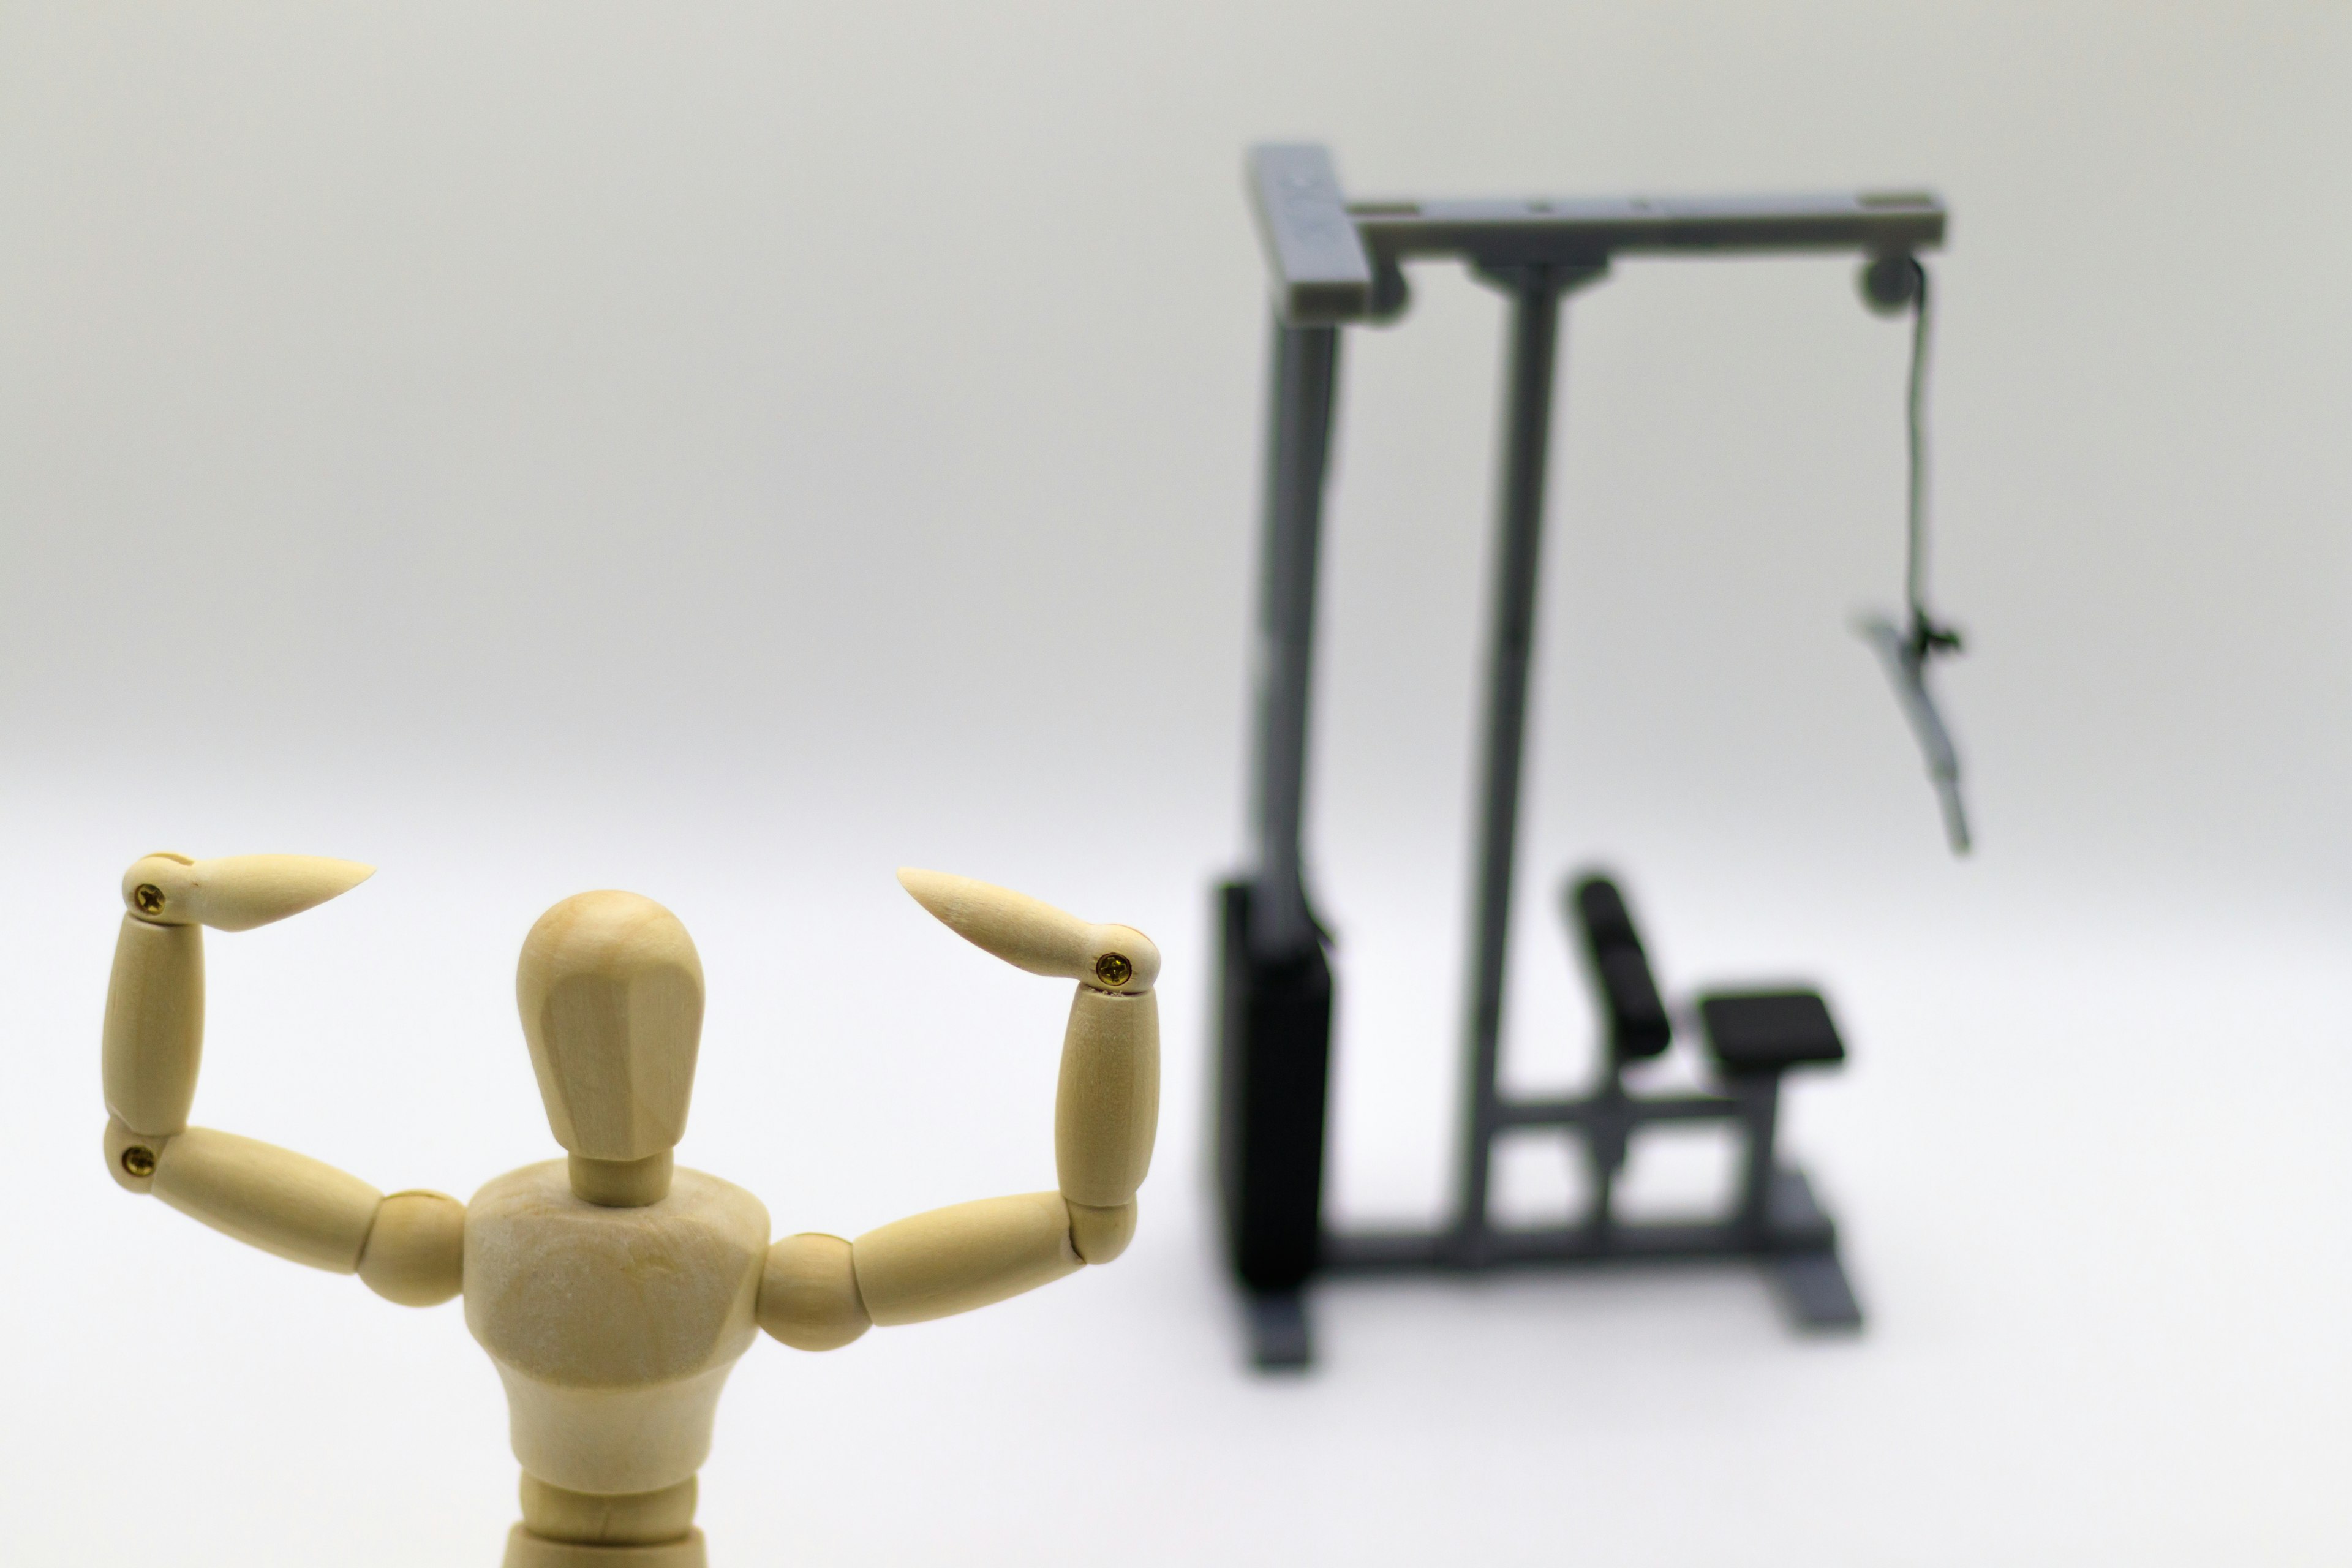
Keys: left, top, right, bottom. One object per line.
{"left": 1215, "top": 144, "right": 1966, "bottom": 1370}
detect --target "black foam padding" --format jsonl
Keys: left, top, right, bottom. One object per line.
{"left": 1596, "top": 946, "right": 1672, "bottom": 1060}
{"left": 1216, "top": 881, "right": 1333, "bottom": 1294}
{"left": 1699, "top": 990, "right": 1846, "bottom": 1072}
{"left": 1572, "top": 875, "right": 1640, "bottom": 948}
{"left": 1569, "top": 875, "right": 1672, "bottom": 1060}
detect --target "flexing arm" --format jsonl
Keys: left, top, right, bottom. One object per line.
{"left": 757, "top": 870, "right": 1159, "bottom": 1352}
{"left": 101, "top": 853, "right": 465, "bottom": 1308}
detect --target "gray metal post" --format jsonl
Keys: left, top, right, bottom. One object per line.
{"left": 1453, "top": 265, "right": 1591, "bottom": 1257}
{"left": 1734, "top": 1074, "right": 1783, "bottom": 1242}
{"left": 1248, "top": 318, "right": 1342, "bottom": 963}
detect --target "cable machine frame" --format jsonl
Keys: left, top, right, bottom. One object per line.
{"left": 1216, "top": 143, "right": 1947, "bottom": 1369}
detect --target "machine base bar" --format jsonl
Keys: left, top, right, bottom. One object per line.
{"left": 1310, "top": 1167, "right": 1860, "bottom": 1331}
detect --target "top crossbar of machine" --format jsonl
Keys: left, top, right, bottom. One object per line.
{"left": 1250, "top": 142, "right": 1947, "bottom": 325}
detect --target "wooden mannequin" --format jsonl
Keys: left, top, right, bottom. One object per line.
{"left": 101, "top": 854, "right": 1160, "bottom": 1567}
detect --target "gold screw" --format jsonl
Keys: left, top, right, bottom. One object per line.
{"left": 121, "top": 1145, "right": 157, "bottom": 1179}
{"left": 133, "top": 883, "right": 166, "bottom": 916}
{"left": 1093, "top": 952, "right": 1134, "bottom": 989}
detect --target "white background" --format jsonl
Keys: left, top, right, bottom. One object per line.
{"left": 4, "top": 3, "right": 2349, "bottom": 1563}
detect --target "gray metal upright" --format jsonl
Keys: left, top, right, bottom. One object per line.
{"left": 1453, "top": 262, "right": 1600, "bottom": 1262}
{"left": 1246, "top": 320, "right": 1341, "bottom": 966}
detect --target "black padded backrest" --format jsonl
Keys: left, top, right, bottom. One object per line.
{"left": 1568, "top": 875, "right": 1671, "bottom": 1061}
{"left": 1573, "top": 877, "right": 1640, "bottom": 948}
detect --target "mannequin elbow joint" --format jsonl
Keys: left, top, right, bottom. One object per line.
{"left": 1068, "top": 1199, "right": 1137, "bottom": 1265}
{"left": 104, "top": 1117, "right": 167, "bottom": 1195}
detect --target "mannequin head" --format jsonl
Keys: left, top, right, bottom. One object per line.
{"left": 516, "top": 890, "right": 704, "bottom": 1204}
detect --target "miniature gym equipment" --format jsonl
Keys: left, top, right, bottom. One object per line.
{"left": 1216, "top": 143, "right": 1959, "bottom": 1369}
{"left": 101, "top": 853, "right": 1159, "bottom": 1565}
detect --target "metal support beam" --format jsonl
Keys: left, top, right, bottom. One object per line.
{"left": 1354, "top": 190, "right": 1946, "bottom": 273}
{"left": 1453, "top": 263, "right": 1600, "bottom": 1259}
{"left": 1247, "top": 319, "right": 1341, "bottom": 963}
{"left": 1246, "top": 143, "right": 1377, "bottom": 325}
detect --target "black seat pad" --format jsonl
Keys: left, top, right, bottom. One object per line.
{"left": 1698, "top": 990, "right": 1845, "bottom": 1072}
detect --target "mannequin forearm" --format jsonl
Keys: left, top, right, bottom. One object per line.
{"left": 1053, "top": 988, "right": 1158, "bottom": 1261}
{"left": 102, "top": 914, "right": 204, "bottom": 1140}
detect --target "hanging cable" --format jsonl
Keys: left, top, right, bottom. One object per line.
{"left": 1900, "top": 264, "right": 1961, "bottom": 662}
{"left": 1856, "top": 253, "right": 1972, "bottom": 855}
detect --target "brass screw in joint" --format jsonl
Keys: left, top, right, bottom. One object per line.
{"left": 121, "top": 1145, "right": 157, "bottom": 1179}
{"left": 1093, "top": 952, "right": 1134, "bottom": 989}
{"left": 132, "top": 883, "right": 166, "bottom": 916}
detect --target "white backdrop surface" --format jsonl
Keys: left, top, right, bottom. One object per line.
{"left": 3, "top": 3, "right": 2348, "bottom": 1564}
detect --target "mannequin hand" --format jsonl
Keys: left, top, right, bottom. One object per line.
{"left": 122, "top": 853, "right": 375, "bottom": 931}
{"left": 895, "top": 868, "right": 1157, "bottom": 994}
